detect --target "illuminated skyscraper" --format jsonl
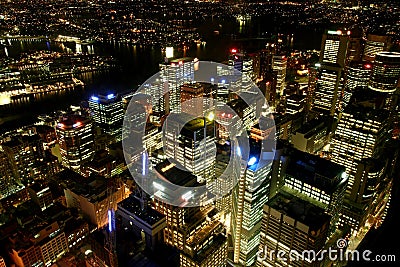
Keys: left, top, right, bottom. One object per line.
{"left": 270, "top": 145, "right": 347, "bottom": 235}
{"left": 88, "top": 93, "right": 124, "bottom": 141}
{"left": 330, "top": 92, "right": 393, "bottom": 233}
{"left": 320, "top": 30, "right": 350, "bottom": 68}
{"left": 180, "top": 82, "right": 215, "bottom": 116}
{"left": 343, "top": 62, "right": 373, "bottom": 107}
{"left": 312, "top": 64, "right": 344, "bottom": 116}
{"left": 56, "top": 115, "right": 94, "bottom": 171}
{"left": 272, "top": 55, "right": 287, "bottom": 95}
{"left": 257, "top": 191, "right": 331, "bottom": 267}
{"left": 363, "top": 34, "right": 392, "bottom": 62}
{"left": 368, "top": 52, "right": 400, "bottom": 93}
{"left": 160, "top": 58, "right": 195, "bottom": 113}
{"left": 332, "top": 103, "right": 389, "bottom": 194}
{"left": 164, "top": 114, "right": 215, "bottom": 184}
{"left": 231, "top": 139, "right": 271, "bottom": 266}
{"left": 152, "top": 160, "right": 226, "bottom": 262}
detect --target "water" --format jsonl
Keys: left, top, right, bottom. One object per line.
{"left": 0, "top": 19, "right": 322, "bottom": 132}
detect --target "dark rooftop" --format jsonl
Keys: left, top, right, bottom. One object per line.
{"left": 155, "top": 159, "right": 199, "bottom": 187}
{"left": 267, "top": 191, "right": 331, "bottom": 231}
{"left": 285, "top": 147, "right": 346, "bottom": 194}
{"left": 118, "top": 195, "right": 164, "bottom": 226}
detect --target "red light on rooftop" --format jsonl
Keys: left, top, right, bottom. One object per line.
{"left": 231, "top": 48, "right": 237, "bottom": 53}
{"left": 266, "top": 81, "right": 271, "bottom": 86}
{"left": 364, "top": 64, "right": 372, "bottom": 69}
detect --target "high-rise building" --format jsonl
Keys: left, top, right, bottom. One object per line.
{"left": 368, "top": 52, "right": 400, "bottom": 93}
{"left": 231, "top": 139, "right": 271, "bottom": 266}
{"left": 152, "top": 160, "right": 225, "bottom": 260}
{"left": 312, "top": 63, "right": 344, "bottom": 116}
{"left": 331, "top": 103, "right": 389, "bottom": 194}
{"left": 270, "top": 144, "right": 347, "bottom": 235}
{"left": 363, "top": 34, "right": 392, "bottom": 62}
{"left": 272, "top": 55, "right": 287, "bottom": 95}
{"left": 291, "top": 117, "right": 329, "bottom": 154}
{"left": 330, "top": 92, "right": 393, "bottom": 234}
{"left": 180, "top": 82, "right": 214, "bottom": 116}
{"left": 257, "top": 191, "right": 331, "bottom": 267}
{"left": 285, "top": 94, "right": 305, "bottom": 115}
{"left": 56, "top": 114, "right": 94, "bottom": 171}
{"left": 164, "top": 113, "right": 215, "bottom": 184}
{"left": 88, "top": 93, "right": 124, "bottom": 141}
{"left": 320, "top": 30, "right": 350, "bottom": 68}
{"left": 160, "top": 58, "right": 195, "bottom": 113}
{"left": 343, "top": 61, "right": 373, "bottom": 107}
{"left": 180, "top": 228, "right": 227, "bottom": 267}
{"left": 117, "top": 194, "right": 166, "bottom": 251}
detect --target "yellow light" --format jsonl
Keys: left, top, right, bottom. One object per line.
{"left": 207, "top": 112, "right": 215, "bottom": 121}
{"left": 166, "top": 47, "right": 174, "bottom": 58}
{"left": 0, "top": 94, "right": 11, "bottom": 105}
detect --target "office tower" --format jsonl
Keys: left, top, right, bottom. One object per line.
{"left": 330, "top": 91, "right": 393, "bottom": 234}
{"left": 363, "top": 34, "right": 392, "bottom": 62}
{"left": 229, "top": 48, "right": 244, "bottom": 72}
{"left": 117, "top": 194, "right": 166, "bottom": 251}
{"left": 285, "top": 94, "right": 305, "bottom": 115}
{"left": 151, "top": 160, "right": 225, "bottom": 260}
{"left": 58, "top": 169, "right": 127, "bottom": 228}
{"left": 332, "top": 103, "right": 389, "bottom": 194}
{"left": 346, "top": 28, "right": 363, "bottom": 62}
{"left": 0, "top": 256, "right": 5, "bottom": 267}
{"left": 270, "top": 145, "right": 347, "bottom": 235}
{"left": 291, "top": 117, "right": 329, "bottom": 154}
{"left": 180, "top": 82, "right": 214, "bottom": 116}
{"left": 227, "top": 93, "right": 261, "bottom": 131}
{"left": 312, "top": 63, "right": 344, "bottom": 116}
{"left": 368, "top": 52, "right": 400, "bottom": 93}
{"left": 0, "top": 135, "right": 45, "bottom": 185}
{"left": 164, "top": 113, "right": 215, "bottom": 184}
{"left": 56, "top": 114, "right": 94, "bottom": 171}
{"left": 160, "top": 58, "right": 195, "bottom": 113}
{"left": 320, "top": 30, "right": 350, "bottom": 68}
{"left": 257, "top": 191, "right": 331, "bottom": 267}
{"left": 88, "top": 93, "right": 124, "bottom": 141}
{"left": 305, "top": 67, "right": 318, "bottom": 112}
{"left": 180, "top": 230, "right": 227, "bottom": 267}
{"left": 231, "top": 139, "right": 271, "bottom": 266}
{"left": 0, "top": 149, "right": 18, "bottom": 199}
{"left": 343, "top": 62, "right": 373, "bottom": 107}
{"left": 272, "top": 55, "right": 287, "bottom": 95}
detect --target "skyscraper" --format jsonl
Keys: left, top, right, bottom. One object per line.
{"left": 163, "top": 113, "right": 216, "bottom": 184}
{"left": 88, "top": 93, "right": 124, "bottom": 141}
{"left": 368, "top": 52, "right": 400, "bottom": 93}
{"left": 272, "top": 55, "right": 287, "bottom": 95}
{"left": 160, "top": 58, "right": 195, "bottom": 113}
{"left": 56, "top": 115, "right": 94, "bottom": 171}
{"left": 257, "top": 191, "right": 331, "bottom": 267}
{"left": 312, "top": 64, "right": 344, "bottom": 116}
{"left": 231, "top": 139, "right": 271, "bottom": 266}
{"left": 320, "top": 30, "right": 350, "bottom": 68}
{"left": 363, "top": 34, "right": 392, "bottom": 62}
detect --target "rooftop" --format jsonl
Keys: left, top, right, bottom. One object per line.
{"left": 267, "top": 191, "right": 331, "bottom": 231}
{"left": 118, "top": 195, "right": 164, "bottom": 226}
{"left": 285, "top": 147, "right": 346, "bottom": 194}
